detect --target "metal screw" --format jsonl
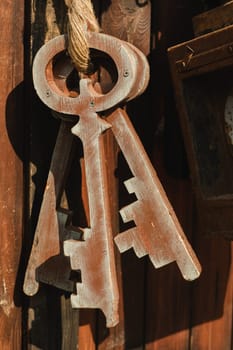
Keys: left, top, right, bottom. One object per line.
{"left": 46, "top": 90, "right": 50, "bottom": 97}
{"left": 90, "top": 100, "right": 95, "bottom": 107}
{"left": 123, "top": 70, "right": 129, "bottom": 77}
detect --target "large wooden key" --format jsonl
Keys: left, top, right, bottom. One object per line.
{"left": 63, "top": 79, "right": 120, "bottom": 326}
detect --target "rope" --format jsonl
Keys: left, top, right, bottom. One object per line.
{"left": 64, "top": 0, "right": 100, "bottom": 72}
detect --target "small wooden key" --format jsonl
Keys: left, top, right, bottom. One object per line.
{"left": 108, "top": 108, "right": 201, "bottom": 280}
{"left": 23, "top": 120, "right": 76, "bottom": 296}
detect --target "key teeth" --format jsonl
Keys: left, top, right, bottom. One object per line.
{"left": 149, "top": 254, "right": 175, "bottom": 269}
{"left": 63, "top": 239, "right": 76, "bottom": 258}
{"left": 124, "top": 177, "right": 138, "bottom": 194}
{"left": 82, "top": 227, "right": 92, "bottom": 240}
{"left": 114, "top": 232, "right": 131, "bottom": 253}
{"left": 120, "top": 201, "right": 138, "bottom": 223}
{"left": 70, "top": 291, "right": 119, "bottom": 327}
{"left": 64, "top": 228, "right": 91, "bottom": 257}
{"left": 114, "top": 229, "right": 147, "bottom": 258}
{"left": 64, "top": 235, "right": 120, "bottom": 327}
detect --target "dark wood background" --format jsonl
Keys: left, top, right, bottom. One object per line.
{"left": 0, "top": 0, "right": 232, "bottom": 349}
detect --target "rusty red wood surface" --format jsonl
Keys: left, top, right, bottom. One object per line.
{"left": 0, "top": 0, "right": 24, "bottom": 348}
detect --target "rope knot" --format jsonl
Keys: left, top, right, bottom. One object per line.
{"left": 65, "top": 0, "right": 100, "bottom": 72}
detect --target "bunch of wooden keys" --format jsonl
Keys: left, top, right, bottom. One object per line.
{"left": 23, "top": 31, "right": 201, "bottom": 327}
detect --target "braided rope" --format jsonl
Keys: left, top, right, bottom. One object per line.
{"left": 65, "top": 0, "right": 100, "bottom": 72}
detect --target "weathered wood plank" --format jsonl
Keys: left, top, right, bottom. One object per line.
{"left": 144, "top": 1, "right": 195, "bottom": 348}
{"left": 193, "top": 1, "right": 233, "bottom": 36}
{"left": 190, "top": 238, "right": 233, "bottom": 350}
{"left": 0, "top": 0, "right": 24, "bottom": 348}
{"left": 28, "top": 1, "right": 80, "bottom": 349}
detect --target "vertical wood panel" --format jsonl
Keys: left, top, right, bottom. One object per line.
{"left": 190, "top": 238, "right": 233, "bottom": 350}
{"left": 0, "top": 0, "right": 24, "bottom": 348}
{"left": 28, "top": 2, "right": 80, "bottom": 349}
{"left": 144, "top": 1, "right": 195, "bottom": 348}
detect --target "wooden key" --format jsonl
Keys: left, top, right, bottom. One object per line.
{"left": 62, "top": 78, "right": 120, "bottom": 327}
{"left": 108, "top": 108, "right": 201, "bottom": 280}
{"left": 23, "top": 121, "right": 76, "bottom": 296}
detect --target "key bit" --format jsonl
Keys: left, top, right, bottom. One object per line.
{"left": 108, "top": 108, "right": 201, "bottom": 281}
{"left": 35, "top": 210, "right": 82, "bottom": 293}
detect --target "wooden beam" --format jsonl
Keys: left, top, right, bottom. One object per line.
{"left": 193, "top": 1, "right": 233, "bottom": 37}
{"left": 0, "top": 0, "right": 24, "bottom": 348}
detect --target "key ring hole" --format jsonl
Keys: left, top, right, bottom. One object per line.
{"left": 50, "top": 51, "right": 80, "bottom": 97}
{"left": 48, "top": 49, "right": 118, "bottom": 98}
{"left": 89, "top": 48, "right": 118, "bottom": 94}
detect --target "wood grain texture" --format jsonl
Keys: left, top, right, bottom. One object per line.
{"left": 192, "top": 1, "right": 233, "bottom": 36}
{"left": 0, "top": 0, "right": 24, "bottom": 348}
{"left": 145, "top": 2, "right": 196, "bottom": 349}
{"left": 101, "top": 0, "right": 151, "bottom": 56}
{"left": 190, "top": 237, "right": 233, "bottom": 350}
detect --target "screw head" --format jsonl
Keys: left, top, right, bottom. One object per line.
{"left": 123, "top": 70, "right": 129, "bottom": 77}
{"left": 90, "top": 100, "right": 95, "bottom": 107}
{"left": 46, "top": 90, "right": 50, "bottom": 97}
